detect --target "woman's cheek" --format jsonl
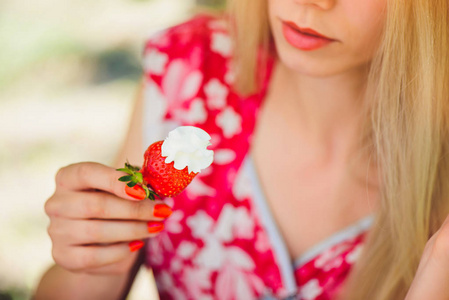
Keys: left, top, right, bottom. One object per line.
{"left": 343, "top": 1, "right": 387, "bottom": 51}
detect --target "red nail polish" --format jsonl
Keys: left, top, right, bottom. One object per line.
{"left": 129, "top": 240, "right": 144, "bottom": 252}
{"left": 125, "top": 185, "right": 146, "bottom": 200}
{"left": 147, "top": 221, "right": 164, "bottom": 233}
{"left": 153, "top": 204, "right": 173, "bottom": 218}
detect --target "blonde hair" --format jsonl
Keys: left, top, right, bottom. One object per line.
{"left": 226, "top": 0, "right": 449, "bottom": 299}
{"left": 226, "top": 0, "right": 271, "bottom": 94}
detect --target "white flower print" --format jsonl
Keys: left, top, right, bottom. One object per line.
{"left": 211, "top": 32, "right": 233, "bottom": 57}
{"left": 209, "top": 133, "right": 222, "bottom": 150}
{"left": 298, "top": 279, "right": 323, "bottom": 300}
{"left": 224, "top": 66, "right": 236, "bottom": 84}
{"left": 314, "top": 243, "right": 350, "bottom": 271}
{"left": 187, "top": 206, "right": 256, "bottom": 266}
{"left": 148, "top": 210, "right": 184, "bottom": 266}
{"left": 186, "top": 206, "right": 262, "bottom": 299}
{"left": 181, "top": 70, "right": 203, "bottom": 100}
{"left": 214, "top": 249, "right": 265, "bottom": 300}
{"left": 214, "top": 204, "right": 255, "bottom": 241}
{"left": 255, "top": 231, "right": 271, "bottom": 253}
{"left": 143, "top": 80, "right": 168, "bottom": 122}
{"left": 177, "top": 241, "right": 197, "bottom": 259}
{"left": 183, "top": 266, "right": 212, "bottom": 291}
{"left": 144, "top": 48, "right": 169, "bottom": 75}
{"left": 143, "top": 80, "right": 182, "bottom": 144}
{"left": 170, "top": 256, "right": 183, "bottom": 273}
{"left": 173, "top": 97, "right": 208, "bottom": 124}
{"left": 205, "top": 78, "right": 228, "bottom": 110}
{"left": 232, "top": 163, "right": 253, "bottom": 201}
{"left": 214, "top": 205, "right": 238, "bottom": 242}
{"left": 195, "top": 245, "right": 264, "bottom": 300}
{"left": 346, "top": 244, "right": 364, "bottom": 264}
{"left": 233, "top": 208, "right": 255, "bottom": 239}
{"left": 147, "top": 237, "right": 165, "bottom": 266}
{"left": 182, "top": 267, "right": 212, "bottom": 300}
{"left": 143, "top": 57, "right": 205, "bottom": 143}
{"left": 164, "top": 210, "right": 184, "bottom": 234}
{"left": 323, "top": 256, "right": 343, "bottom": 272}
{"left": 216, "top": 265, "right": 251, "bottom": 300}
{"left": 163, "top": 59, "right": 203, "bottom": 102}
{"left": 186, "top": 210, "right": 215, "bottom": 240}
{"left": 185, "top": 177, "right": 217, "bottom": 198}
{"left": 181, "top": 267, "right": 214, "bottom": 299}
{"left": 194, "top": 238, "right": 227, "bottom": 269}
{"left": 213, "top": 149, "right": 236, "bottom": 165}
{"left": 216, "top": 106, "right": 242, "bottom": 138}
{"left": 226, "top": 247, "right": 256, "bottom": 270}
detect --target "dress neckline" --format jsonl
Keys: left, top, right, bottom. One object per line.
{"left": 243, "top": 155, "right": 374, "bottom": 296}
{"left": 245, "top": 155, "right": 374, "bottom": 266}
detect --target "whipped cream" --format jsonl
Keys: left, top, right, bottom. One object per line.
{"left": 161, "top": 126, "right": 214, "bottom": 173}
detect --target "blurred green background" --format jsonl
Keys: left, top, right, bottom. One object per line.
{"left": 0, "top": 0, "right": 223, "bottom": 299}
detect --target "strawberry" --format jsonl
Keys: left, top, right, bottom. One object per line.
{"left": 117, "top": 141, "right": 198, "bottom": 199}
{"left": 117, "top": 126, "right": 214, "bottom": 200}
{"left": 142, "top": 141, "right": 197, "bottom": 197}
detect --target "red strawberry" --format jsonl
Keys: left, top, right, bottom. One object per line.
{"left": 117, "top": 141, "right": 198, "bottom": 199}
{"left": 141, "top": 141, "right": 197, "bottom": 197}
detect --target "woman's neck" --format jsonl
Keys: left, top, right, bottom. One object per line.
{"left": 271, "top": 60, "right": 371, "bottom": 166}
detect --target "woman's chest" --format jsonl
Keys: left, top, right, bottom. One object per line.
{"left": 250, "top": 99, "right": 379, "bottom": 261}
{"left": 251, "top": 151, "right": 378, "bottom": 261}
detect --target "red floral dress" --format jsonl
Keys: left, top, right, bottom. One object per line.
{"left": 141, "top": 14, "right": 373, "bottom": 300}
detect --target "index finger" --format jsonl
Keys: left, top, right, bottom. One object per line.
{"left": 56, "top": 162, "right": 138, "bottom": 201}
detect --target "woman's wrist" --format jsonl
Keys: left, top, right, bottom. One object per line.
{"left": 34, "top": 263, "right": 134, "bottom": 300}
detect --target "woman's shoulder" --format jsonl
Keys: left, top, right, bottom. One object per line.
{"left": 142, "top": 13, "right": 233, "bottom": 73}
{"left": 141, "top": 13, "right": 239, "bottom": 144}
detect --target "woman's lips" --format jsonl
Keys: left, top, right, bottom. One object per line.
{"left": 281, "top": 20, "right": 336, "bottom": 51}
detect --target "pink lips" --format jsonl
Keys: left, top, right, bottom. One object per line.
{"left": 281, "top": 20, "right": 335, "bottom": 51}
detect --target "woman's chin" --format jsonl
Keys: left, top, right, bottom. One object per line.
{"left": 277, "top": 51, "right": 368, "bottom": 79}
{"left": 280, "top": 59, "right": 342, "bottom": 78}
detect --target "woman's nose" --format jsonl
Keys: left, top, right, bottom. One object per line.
{"left": 294, "top": 0, "right": 336, "bottom": 10}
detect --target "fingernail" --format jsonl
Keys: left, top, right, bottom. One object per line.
{"left": 129, "top": 240, "right": 144, "bottom": 252}
{"left": 153, "top": 204, "right": 173, "bottom": 218}
{"left": 125, "top": 185, "right": 146, "bottom": 200}
{"left": 147, "top": 221, "right": 164, "bottom": 233}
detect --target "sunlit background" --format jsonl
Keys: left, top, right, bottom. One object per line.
{"left": 0, "top": 0, "right": 223, "bottom": 299}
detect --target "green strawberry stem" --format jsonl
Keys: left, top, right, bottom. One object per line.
{"left": 117, "top": 161, "right": 160, "bottom": 201}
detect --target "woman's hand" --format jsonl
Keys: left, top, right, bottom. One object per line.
{"left": 405, "top": 215, "right": 449, "bottom": 299}
{"left": 45, "top": 161, "right": 172, "bottom": 276}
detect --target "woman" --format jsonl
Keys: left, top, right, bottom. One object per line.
{"left": 35, "top": 0, "right": 449, "bottom": 299}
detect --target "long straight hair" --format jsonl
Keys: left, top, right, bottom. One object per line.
{"left": 225, "top": 0, "right": 271, "bottom": 94}
{"left": 226, "top": 0, "right": 449, "bottom": 298}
